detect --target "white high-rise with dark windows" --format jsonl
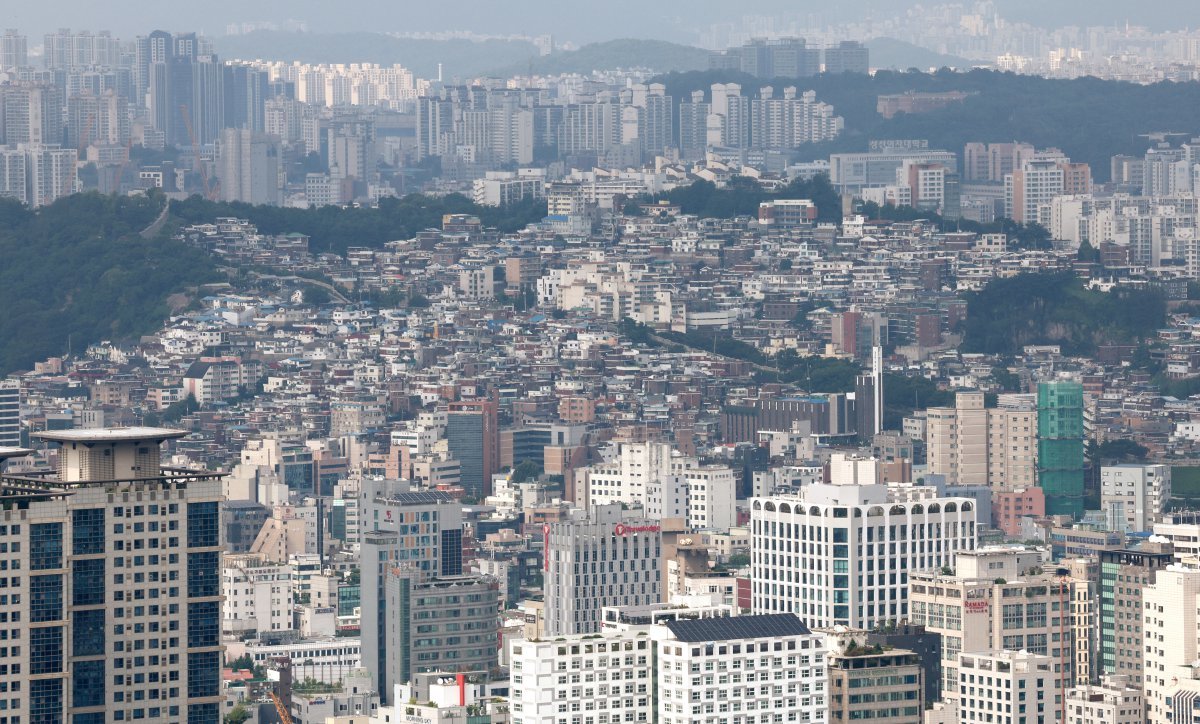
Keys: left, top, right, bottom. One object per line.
{"left": 752, "top": 480, "right": 977, "bottom": 629}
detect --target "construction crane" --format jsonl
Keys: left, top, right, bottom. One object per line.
{"left": 270, "top": 691, "right": 292, "bottom": 724}
{"left": 179, "top": 104, "right": 218, "bottom": 200}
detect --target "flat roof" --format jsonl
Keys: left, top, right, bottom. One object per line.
{"left": 0, "top": 447, "right": 32, "bottom": 461}
{"left": 35, "top": 427, "right": 188, "bottom": 444}
{"left": 664, "top": 613, "right": 811, "bottom": 643}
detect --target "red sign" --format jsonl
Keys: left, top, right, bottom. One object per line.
{"left": 965, "top": 600, "right": 989, "bottom": 612}
{"left": 614, "top": 524, "right": 660, "bottom": 536}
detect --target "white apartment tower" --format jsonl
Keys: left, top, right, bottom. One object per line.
{"left": 751, "top": 480, "right": 977, "bottom": 629}
{"left": 0, "top": 428, "right": 225, "bottom": 723}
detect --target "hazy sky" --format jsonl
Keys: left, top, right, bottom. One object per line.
{"left": 7, "top": 0, "right": 1197, "bottom": 43}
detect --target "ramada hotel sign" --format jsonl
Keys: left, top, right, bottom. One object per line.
{"left": 614, "top": 523, "right": 660, "bottom": 536}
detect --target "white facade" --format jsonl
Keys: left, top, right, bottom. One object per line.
{"left": 544, "top": 504, "right": 662, "bottom": 636}
{"left": 909, "top": 547, "right": 1073, "bottom": 703}
{"left": 656, "top": 614, "right": 828, "bottom": 724}
{"left": 1143, "top": 564, "right": 1200, "bottom": 724}
{"left": 957, "top": 650, "right": 1061, "bottom": 724}
{"left": 1064, "top": 675, "right": 1143, "bottom": 724}
{"left": 509, "top": 630, "right": 655, "bottom": 724}
{"left": 583, "top": 442, "right": 736, "bottom": 531}
{"left": 751, "top": 483, "right": 977, "bottom": 629}
{"left": 1101, "top": 464, "right": 1171, "bottom": 534}
{"left": 221, "top": 554, "right": 294, "bottom": 635}
{"left": 240, "top": 637, "right": 362, "bottom": 685}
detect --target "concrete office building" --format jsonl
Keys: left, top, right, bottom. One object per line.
{"left": 957, "top": 650, "right": 1061, "bottom": 724}
{"left": 380, "top": 572, "right": 499, "bottom": 695}
{"left": 446, "top": 399, "right": 499, "bottom": 499}
{"left": 0, "top": 428, "right": 225, "bottom": 723}
{"left": 358, "top": 479, "right": 466, "bottom": 701}
{"left": 580, "top": 441, "right": 737, "bottom": 530}
{"left": 221, "top": 553, "right": 294, "bottom": 637}
{"left": 509, "top": 628, "right": 656, "bottom": 724}
{"left": 1101, "top": 464, "right": 1171, "bottom": 534}
{"left": 1099, "top": 541, "right": 1174, "bottom": 686}
{"left": 751, "top": 479, "right": 977, "bottom": 629}
{"left": 827, "top": 637, "right": 923, "bottom": 724}
{"left": 1064, "top": 675, "right": 1143, "bottom": 724}
{"left": 543, "top": 504, "right": 662, "bottom": 636}
{"left": 909, "top": 547, "right": 1073, "bottom": 704}
{"left": 1152, "top": 512, "right": 1200, "bottom": 561}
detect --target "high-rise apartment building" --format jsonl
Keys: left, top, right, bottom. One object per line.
{"left": 751, "top": 480, "right": 977, "bottom": 629}
{"left": 0, "top": 30, "right": 27, "bottom": 70}
{"left": 1038, "top": 381, "right": 1085, "bottom": 518}
{"left": 924, "top": 391, "right": 1037, "bottom": 491}
{"left": 544, "top": 504, "right": 662, "bottom": 636}
{"left": 218, "top": 128, "right": 282, "bottom": 206}
{"left": 0, "top": 427, "right": 225, "bottom": 723}
{"left": 1101, "top": 464, "right": 1171, "bottom": 534}
{"left": 1, "top": 83, "right": 65, "bottom": 146}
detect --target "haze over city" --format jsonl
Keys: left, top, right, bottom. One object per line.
{"left": 3, "top": 1, "right": 1200, "bottom": 723}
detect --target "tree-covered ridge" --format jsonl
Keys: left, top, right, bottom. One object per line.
{"left": 0, "top": 192, "right": 220, "bottom": 374}
{"left": 962, "top": 272, "right": 1166, "bottom": 356}
{"left": 170, "top": 194, "right": 548, "bottom": 256}
{"left": 658, "top": 175, "right": 843, "bottom": 223}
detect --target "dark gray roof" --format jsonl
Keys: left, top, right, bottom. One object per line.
{"left": 389, "top": 491, "right": 456, "bottom": 505}
{"left": 664, "top": 614, "right": 811, "bottom": 643}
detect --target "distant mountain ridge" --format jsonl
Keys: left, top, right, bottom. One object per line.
{"left": 213, "top": 31, "right": 539, "bottom": 79}
{"left": 214, "top": 32, "right": 712, "bottom": 80}
{"left": 485, "top": 39, "right": 712, "bottom": 77}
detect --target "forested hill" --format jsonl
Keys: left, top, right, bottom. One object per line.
{"left": 654, "top": 68, "right": 1200, "bottom": 179}
{"left": 962, "top": 272, "right": 1166, "bottom": 356}
{"left": 169, "top": 194, "right": 547, "bottom": 256}
{"left": 0, "top": 192, "right": 219, "bottom": 374}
